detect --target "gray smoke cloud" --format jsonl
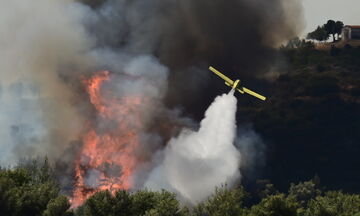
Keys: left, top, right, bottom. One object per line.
{"left": 80, "top": 0, "right": 304, "bottom": 101}
{"left": 1, "top": 0, "right": 303, "bottom": 204}
{"left": 0, "top": 0, "right": 94, "bottom": 165}
{"left": 236, "top": 125, "right": 266, "bottom": 179}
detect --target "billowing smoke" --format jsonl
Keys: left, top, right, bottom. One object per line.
{"left": 80, "top": 0, "right": 304, "bottom": 112}
{"left": 236, "top": 126, "right": 266, "bottom": 180}
{"left": 145, "top": 91, "right": 240, "bottom": 203}
{"left": 0, "top": 0, "right": 303, "bottom": 205}
{"left": 0, "top": 0, "right": 93, "bottom": 165}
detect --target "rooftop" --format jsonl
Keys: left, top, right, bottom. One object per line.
{"left": 345, "top": 25, "right": 360, "bottom": 29}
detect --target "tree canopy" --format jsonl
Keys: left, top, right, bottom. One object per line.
{"left": 307, "top": 26, "right": 329, "bottom": 42}
{"left": 307, "top": 20, "right": 344, "bottom": 42}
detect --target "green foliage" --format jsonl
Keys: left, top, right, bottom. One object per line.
{"left": 76, "top": 190, "right": 116, "bottom": 216}
{"left": 0, "top": 158, "right": 71, "bottom": 216}
{"left": 324, "top": 20, "right": 344, "bottom": 42}
{"left": 335, "top": 21, "right": 344, "bottom": 38}
{"left": 307, "top": 26, "right": 329, "bottom": 42}
{"left": 4, "top": 159, "right": 360, "bottom": 216}
{"left": 43, "top": 195, "right": 73, "bottom": 216}
{"left": 130, "top": 190, "right": 158, "bottom": 215}
{"left": 287, "top": 178, "right": 322, "bottom": 215}
{"left": 193, "top": 185, "right": 246, "bottom": 216}
{"left": 249, "top": 194, "right": 299, "bottom": 216}
{"left": 324, "top": 20, "right": 337, "bottom": 41}
{"left": 11, "top": 182, "right": 59, "bottom": 216}
{"left": 256, "top": 180, "right": 279, "bottom": 199}
{"left": 0, "top": 168, "right": 31, "bottom": 187}
{"left": 307, "top": 20, "right": 344, "bottom": 42}
{"left": 131, "top": 190, "right": 185, "bottom": 216}
{"left": 16, "top": 157, "right": 55, "bottom": 184}
{"left": 305, "top": 191, "right": 360, "bottom": 216}
{"left": 112, "top": 190, "right": 133, "bottom": 216}
{"left": 76, "top": 189, "right": 186, "bottom": 216}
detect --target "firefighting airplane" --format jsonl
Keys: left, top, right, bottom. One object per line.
{"left": 209, "top": 66, "right": 266, "bottom": 101}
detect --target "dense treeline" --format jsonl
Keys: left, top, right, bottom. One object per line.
{"left": 2, "top": 158, "right": 360, "bottom": 216}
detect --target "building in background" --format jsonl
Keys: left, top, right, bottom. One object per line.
{"left": 340, "top": 25, "right": 360, "bottom": 47}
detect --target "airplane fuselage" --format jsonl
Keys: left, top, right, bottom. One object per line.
{"left": 232, "top": 80, "right": 240, "bottom": 89}
{"left": 225, "top": 79, "right": 245, "bottom": 93}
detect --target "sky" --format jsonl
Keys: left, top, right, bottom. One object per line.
{"left": 302, "top": 0, "right": 360, "bottom": 36}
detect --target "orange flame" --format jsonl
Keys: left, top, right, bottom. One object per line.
{"left": 71, "top": 71, "right": 144, "bottom": 207}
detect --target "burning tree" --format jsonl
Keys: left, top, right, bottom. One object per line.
{"left": 71, "top": 71, "right": 146, "bottom": 207}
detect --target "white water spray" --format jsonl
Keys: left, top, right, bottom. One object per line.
{"left": 145, "top": 90, "right": 241, "bottom": 204}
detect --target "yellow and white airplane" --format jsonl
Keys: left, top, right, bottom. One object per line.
{"left": 209, "top": 66, "right": 266, "bottom": 101}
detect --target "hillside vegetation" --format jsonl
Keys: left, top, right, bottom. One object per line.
{"left": 241, "top": 44, "right": 360, "bottom": 192}
{"left": 2, "top": 158, "right": 360, "bottom": 216}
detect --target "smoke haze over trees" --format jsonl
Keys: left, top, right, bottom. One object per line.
{"left": 0, "top": 0, "right": 305, "bottom": 206}
{"left": 0, "top": 0, "right": 304, "bottom": 165}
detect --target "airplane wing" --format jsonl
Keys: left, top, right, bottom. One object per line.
{"left": 209, "top": 66, "right": 266, "bottom": 101}
{"left": 241, "top": 87, "right": 266, "bottom": 101}
{"left": 209, "top": 66, "right": 234, "bottom": 85}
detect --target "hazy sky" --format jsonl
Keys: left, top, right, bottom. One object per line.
{"left": 302, "top": 0, "right": 360, "bottom": 35}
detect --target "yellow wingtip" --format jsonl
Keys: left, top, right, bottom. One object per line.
{"left": 243, "top": 87, "right": 266, "bottom": 101}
